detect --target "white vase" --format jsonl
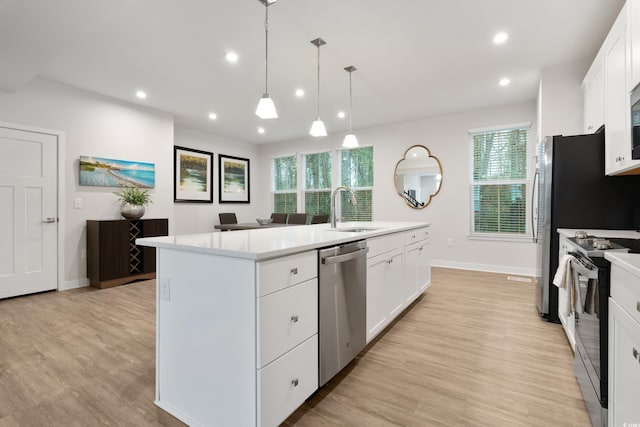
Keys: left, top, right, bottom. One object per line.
{"left": 120, "top": 203, "right": 145, "bottom": 220}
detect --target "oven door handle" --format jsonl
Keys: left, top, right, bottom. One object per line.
{"left": 567, "top": 251, "right": 599, "bottom": 279}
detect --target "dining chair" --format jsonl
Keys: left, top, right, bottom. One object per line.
{"left": 270, "top": 213, "right": 288, "bottom": 224}
{"left": 310, "top": 214, "right": 329, "bottom": 224}
{"left": 287, "top": 213, "right": 308, "bottom": 225}
{"left": 218, "top": 212, "right": 238, "bottom": 225}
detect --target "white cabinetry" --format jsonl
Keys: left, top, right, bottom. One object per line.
{"left": 557, "top": 235, "right": 576, "bottom": 351}
{"left": 628, "top": 0, "right": 640, "bottom": 91}
{"left": 609, "top": 261, "right": 640, "bottom": 427}
{"left": 366, "top": 227, "right": 431, "bottom": 343}
{"left": 583, "top": 57, "right": 605, "bottom": 134}
{"left": 366, "top": 233, "right": 404, "bottom": 342}
{"left": 155, "top": 248, "right": 318, "bottom": 427}
{"left": 403, "top": 227, "right": 431, "bottom": 303}
{"left": 585, "top": 3, "right": 640, "bottom": 175}
{"left": 605, "top": 6, "right": 633, "bottom": 175}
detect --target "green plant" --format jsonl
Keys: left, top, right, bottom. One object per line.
{"left": 113, "top": 185, "right": 153, "bottom": 206}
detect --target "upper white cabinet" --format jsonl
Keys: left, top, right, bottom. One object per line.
{"left": 605, "top": 5, "right": 633, "bottom": 174}
{"left": 628, "top": 0, "right": 640, "bottom": 91}
{"left": 585, "top": 3, "right": 640, "bottom": 175}
{"left": 584, "top": 57, "right": 605, "bottom": 134}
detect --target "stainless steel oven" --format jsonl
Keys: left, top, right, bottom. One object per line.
{"left": 567, "top": 248, "right": 609, "bottom": 427}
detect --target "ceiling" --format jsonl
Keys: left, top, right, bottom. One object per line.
{"left": 0, "top": 0, "right": 625, "bottom": 144}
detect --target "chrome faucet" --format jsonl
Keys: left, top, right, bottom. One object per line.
{"left": 331, "top": 186, "right": 357, "bottom": 228}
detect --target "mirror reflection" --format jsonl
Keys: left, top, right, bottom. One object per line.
{"left": 394, "top": 145, "right": 443, "bottom": 209}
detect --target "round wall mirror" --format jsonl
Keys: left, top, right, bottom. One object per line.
{"left": 394, "top": 145, "right": 443, "bottom": 209}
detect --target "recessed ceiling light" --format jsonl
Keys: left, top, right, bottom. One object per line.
{"left": 499, "top": 78, "right": 511, "bottom": 86}
{"left": 493, "top": 32, "right": 509, "bottom": 44}
{"left": 337, "top": 111, "right": 346, "bottom": 119}
{"left": 295, "top": 89, "right": 305, "bottom": 97}
{"left": 225, "top": 51, "right": 239, "bottom": 63}
{"left": 136, "top": 90, "right": 147, "bottom": 99}
{"left": 258, "top": 127, "right": 265, "bottom": 134}
{"left": 208, "top": 113, "right": 217, "bottom": 120}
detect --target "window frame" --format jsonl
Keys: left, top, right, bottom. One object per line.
{"left": 468, "top": 122, "right": 533, "bottom": 242}
{"left": 269, "top": 146, "right": 374, "bottom": 222}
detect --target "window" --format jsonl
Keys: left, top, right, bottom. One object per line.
{"left": 469, "top": 124, "right": 530, "bottom": 237}
{"left": 339, "top": 146, "right": 373, "bottom": 221}
{"left": 302, "top": 152, "right": 332, "bottom": 216}
{"left": 272, "top": 155, "right": 297, "bottom": 213}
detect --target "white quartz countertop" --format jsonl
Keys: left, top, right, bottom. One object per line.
{"left": 557, "top": 228, "right": 640, "bottom": 239}
{"left": 136, "top": 221, "right": 431, "bottom": 261}
{"left": 605, "top": 252, "right": 640, "bottom": 277}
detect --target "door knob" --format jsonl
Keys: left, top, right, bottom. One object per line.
{"left": 42, "top": 217, "right": 56, "bottom": 223}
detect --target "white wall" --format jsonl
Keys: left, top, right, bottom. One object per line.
{"left": 0, "top": 78, "right": 175, "bottom": 288}
{"left": 258, "top": 101, "right": 538, "bottom": 276}
{"left": 538, "top": 60, "right": 589, "bottom": 140}
{"left": 173, "top": 127, "right": 261, "bottom": 234}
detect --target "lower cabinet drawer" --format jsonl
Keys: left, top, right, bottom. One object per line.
{"left": 258, "top": 335, "right": 318, "bottom": 427}
{"left": 611, "top": 264, "right": 640, "bottom": 326}
{"left": 257, "top": 278, "right": 318, "bottom": 368}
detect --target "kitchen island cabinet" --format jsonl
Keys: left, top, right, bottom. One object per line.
{"left": 137, "top": 221, "right": 431, "bottom": 427}
{"left": 604, "top": 252, "right": 640, "bottom": 427}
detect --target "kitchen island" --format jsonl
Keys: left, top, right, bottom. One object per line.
{"left": 136, "top": 221, "right": 431, "bottom": 427}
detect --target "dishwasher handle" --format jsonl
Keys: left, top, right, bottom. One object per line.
{"left": 321, "top": 247, "right": 369, "bottom": 265}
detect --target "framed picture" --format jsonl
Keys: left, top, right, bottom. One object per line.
{"left": 219, "top": 154, "right": 250, "bottom": 203}
{"left": 174, "top": 146, "right": 213, "bottom": 203}
{"left": 79, "top": 155, "right": 155, "bottom": 188}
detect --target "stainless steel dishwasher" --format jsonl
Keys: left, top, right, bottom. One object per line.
{"left": 318, "top": 240, "right": 369, "bottom": 386}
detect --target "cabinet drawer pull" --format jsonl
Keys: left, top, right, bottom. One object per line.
{"left": 291, "top": 315, "right": 299, "bottom": 323}
{"left": 636, "top": 301, "right": 640, "bottom": 313}
{"left": 290, "top": 268, "right": 298, "bottom": 275}
{"left": 634, "top": 348, "right": 639, "bottom": 361}
{"left": 291, "top": 378, "right": 299, "bottom": 387}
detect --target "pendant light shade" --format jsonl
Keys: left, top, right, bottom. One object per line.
{"left": 310, "top": 119, "right": 327, "bottom": 137}
{"left": 256, "top": 0, "right": 278, "bottom": 119}
{"left": 309, "top": 38, "right": 327, "bottom": 137}
{"left": 256, "top": 94, "right": 278, "bottom": 119}
{"left": 342, "top": 133, "right": 359, "bottom": 148}
{"left": 342, "top": 65, "right": 359, "bottom": 148}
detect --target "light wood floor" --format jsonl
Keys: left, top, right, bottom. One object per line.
{"left": 0, "top": 268, "right": 590, "bottom": 426}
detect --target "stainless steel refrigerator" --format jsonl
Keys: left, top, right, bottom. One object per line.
{"left": 535, "top": 130, "right": 640, "bottom": 322}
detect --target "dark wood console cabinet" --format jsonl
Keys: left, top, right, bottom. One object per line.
{"left": 87, "top": 219, "right": 168, "bottom": 289}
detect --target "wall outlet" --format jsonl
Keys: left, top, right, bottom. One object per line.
{"left": 74, "top": 198, "right": 83, "bottom": 209}
{"left": 447, "top": 238, "right": 454, "bottom": 247}
{"left": 160, "top": 278, "right": 171, "bottom": 301}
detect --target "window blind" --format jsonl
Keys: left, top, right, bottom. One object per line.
{"left": 469, "top": 126, "right": 529, "bottom": 235}
{"left": 340, "top": 147, "right": 373, "bottom": 221}
{"left": 272, "top": 156, "right": 297, "bottom": 213}
{"left": 303, "top": 152, "right": 332, "bottom": 216}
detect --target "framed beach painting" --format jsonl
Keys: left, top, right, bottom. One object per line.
{"left": 174, "top": 146, "right": 213, "bottom": 203}
{"left": 219, "top": 154, "right": 250, "bottom": 203}
{"left": 79, "top": 156, "right": 155, "bottom": 188}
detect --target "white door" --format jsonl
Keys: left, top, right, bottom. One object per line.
{"left": 0, "top": 125, "right": 57, "bottom": 299}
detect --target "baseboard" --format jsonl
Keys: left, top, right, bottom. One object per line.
{"left": 431, "top": 259, "right": 535, "bottom": 277}
{"left": 60, "top": 278, "right": 89, "bottom": 291}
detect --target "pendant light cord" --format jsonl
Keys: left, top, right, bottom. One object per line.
{"left": 316, "top": 45, "right": 321, "bottom": 117}
{"left": 348, "top": 70, "right": 353, "bottom": 133}
{"left": 264, "top": 6, "right": 269, "bottom": 93}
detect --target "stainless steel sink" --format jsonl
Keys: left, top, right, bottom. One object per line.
{"left": 332, "top": 227, "right": 382, "bottom": 233}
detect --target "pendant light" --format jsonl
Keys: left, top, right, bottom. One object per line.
{"left": 342, "top": 66, "right": 359, "bottom": 148}
{"left": 309, "top": 38, "right": 327, "bottom": 137}
{"left": 255, "top": 0, "right": 278, "bottom": 119}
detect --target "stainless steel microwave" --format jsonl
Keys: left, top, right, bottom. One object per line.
{"left": 632, "top": 84, "right": 640, "bottom": 159}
